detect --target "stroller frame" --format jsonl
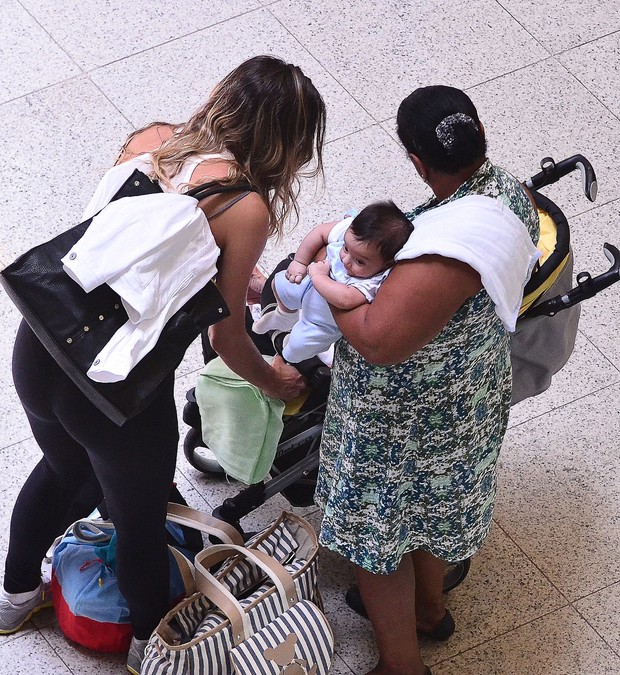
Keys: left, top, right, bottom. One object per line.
{"left": 183, "top": 154, "right": 620, "bottom": 592}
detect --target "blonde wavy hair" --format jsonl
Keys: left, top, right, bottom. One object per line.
{"left": 129, "top": 56, "right": 326, "bottom": 237}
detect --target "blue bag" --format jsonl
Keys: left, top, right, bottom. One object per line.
{"left": 51, "top": 504, "right": 243, "bottom": 653}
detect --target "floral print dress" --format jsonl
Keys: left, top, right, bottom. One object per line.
{"left": 314, "top": 160, "right": 539, "bottom": 573}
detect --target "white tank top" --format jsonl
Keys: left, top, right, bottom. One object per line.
{"left": 80, "top": 152, "right": 233, "bottom": 221}
{"left": 165, "top": 152, "right": 232, "bottom": 193}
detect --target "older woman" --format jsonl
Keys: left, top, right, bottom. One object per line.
{"left": 314, "top": 85, "right": 540, "bottom": 675}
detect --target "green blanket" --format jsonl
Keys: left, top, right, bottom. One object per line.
{"left": 195, "top": 356, "right": 285, "bottom": 485}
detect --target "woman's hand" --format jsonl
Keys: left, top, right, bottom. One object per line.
{"left": 285, "top": 259, "right": 308, "bottom": 284}
{"left": 308, "top": 259, "right": 330, "bottom": 279}
{"left": 264, "top": 355, "right": 308, "bottom": 401}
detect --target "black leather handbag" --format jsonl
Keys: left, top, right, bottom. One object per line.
{"left": 0, "top": 169, "right": 253, "bottom": 426}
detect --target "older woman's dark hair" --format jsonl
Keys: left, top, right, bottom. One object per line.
{"left": 396, "top": 85, "right": 486, "bottom": 175}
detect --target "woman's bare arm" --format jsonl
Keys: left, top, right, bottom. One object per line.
{"left": 115, "top": 124, "right": 175, "bottom": 164}
{"left": 331, "top": 255, "right": 483, "bottom": 365}
{"left": 286, "top": 221, "right": 337, "bottom": 283}
{"left": 206, "top": 192, "right": 307, "bottom": 400}
{"left": 308, "top": 261, "right": 367, "bottom": 310}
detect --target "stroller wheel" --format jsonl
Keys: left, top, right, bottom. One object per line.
{"left": 183, "top": 427, "right": 226, "bottom": 475}
{"left": 443, "top": 557, "right": 471, "bottom": 593}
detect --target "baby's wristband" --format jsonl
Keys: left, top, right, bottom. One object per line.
{"left": 292, "top": 259, "right": 309, "bottom": 267}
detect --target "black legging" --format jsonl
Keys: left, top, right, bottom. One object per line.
{"left": 6, "top": 322, "right": 179, "bottom": 638}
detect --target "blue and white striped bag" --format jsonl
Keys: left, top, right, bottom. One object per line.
{"left": 141, "top": 512, "right": 333, "bottom": 674}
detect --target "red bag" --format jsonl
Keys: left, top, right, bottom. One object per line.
{"left": 51, "top": 504, "right": 242, "bottom": 652}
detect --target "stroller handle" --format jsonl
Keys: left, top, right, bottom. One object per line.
{"left": 526, "top": 243, "right": 620, "bottom": 318}
{"left": 525, "top": 154, "right": 598, "bottom": 202}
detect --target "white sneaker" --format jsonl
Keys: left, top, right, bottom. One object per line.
{"left": 252, "top": 305, "right": 299, "bottom": 334}
{"left": 0, "top": 582, "right": 52, "bottom": 634}
{"left": 127, "top": 637, "right": 149, "bottom": 674}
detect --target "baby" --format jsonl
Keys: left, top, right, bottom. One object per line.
{"left": 253, "top": 200, "right": 413, "bottom": 363}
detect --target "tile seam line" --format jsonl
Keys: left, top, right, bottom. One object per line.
{"left": 429, "top": 602, "right": 620, "bottom": 668}
{"left": 580, "top": 331, "right": 620, "bottom": 377}
{"left": 1, "top": 73, "right": 81, "bottom": 107}
{"left": 572, "top": 579, "right": 620, "bottom": 603}
{"left": 0, "top": 71, "right": 135, "bottom": 153}
{"left": 493, "top": 0, "right": 556, "bottom": 57}
{"left": 465, "top": 54, "right": 558, "bottom": 92}
{"left": 491, "top": 519, "right": 571, "bottom": 603}
{"left": 572, "top": 601, "right": 620, "bottom": 660}
{"left": 431, "top": 516, "right": 620, "bottom": 667}
{"left": 563, "top": 198, "right": 620, "bottom": 221}
{"left": 14, "top": 5, "right": 266, "bottom": 75}
{"left": 265, "top": 5, "right": 383, "bottom": 123}
{"left": 554, "top": 60, "right": 620, "bottom": 125}
{"left": 507, "top": 377, "right": 620, "bottom": 430}
{"left": 324, "top": 122, "right": 400, "bottom": 147}
{"left": 554, "top": 27, "right": 620, "bottom": 56}
{"left": 15, "top": 0, "right": 85, "bottom": 76}
{"left": 35, "top": 625, "right": 74, "bottom": 673}
{"left": 0, "top": 434, "right": 36, "bottom": 453}
{"left": 88, "top": 76, "right": 135, "bottom": 130}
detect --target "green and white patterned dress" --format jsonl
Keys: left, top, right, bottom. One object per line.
{"left": 314, "top": 160, "right": 539, "bottom": 574}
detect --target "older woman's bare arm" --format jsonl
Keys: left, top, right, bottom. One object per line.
{"left": 330, "top": 255, "right": 483, "bottom": 365}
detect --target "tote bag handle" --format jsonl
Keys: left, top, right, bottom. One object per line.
{"left": 193, "top": 543, "right": 299, "bottom": 645}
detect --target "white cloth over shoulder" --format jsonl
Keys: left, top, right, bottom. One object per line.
{"left": 61, "top": 156, "right": 220, "bottom": 383}
{"left": 394, "top": 195, "right": 540, "bottom": 332}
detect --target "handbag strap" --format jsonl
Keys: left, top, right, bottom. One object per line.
{"left": 185, "top": 180, "right": 255, "bottom": 201}
{"left": 68, "top": 506, "right": 243, "bottom": 546}
{"left": 71, "top": 519, "right": 116, "bottom": 543}
{"left": 169, "top": 546, "right": 197, "bottom": 594}
{"left": 164, "top": 505, "right": 246, "bottom": 597}
{"left": 165, "top": 502, "right": 244, "bottom": 546}
{"left": 194, "top": 543, "right": 299, "bottom": 645}
{"left": 185, "top": 181, "right": 255, "bottom": 221}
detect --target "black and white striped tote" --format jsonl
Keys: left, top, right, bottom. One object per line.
{"left": 141, "top": 512, "right": 330, "bottom": 675}
{"left": 230, "top": 599, "right": 333, "bottom": 675}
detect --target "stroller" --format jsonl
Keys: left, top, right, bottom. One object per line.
{"left": 182, "top": 154, "right": 620, "bottom": 592}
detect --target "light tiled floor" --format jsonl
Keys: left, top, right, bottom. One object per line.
{"left": 1, "top": 1, "right": 620, "bottom": 673}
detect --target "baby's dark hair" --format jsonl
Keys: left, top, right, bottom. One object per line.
{"left": 349, "top": 200, "right": 413, "bottom": 262}
{"left": 396, "top": 85, "right": 486, "bottom": 175}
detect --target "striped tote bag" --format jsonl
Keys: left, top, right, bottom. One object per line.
{"left": 230, "top": 599, "right": 332, "bottom": 674}
{"left": 141, "top": 512, "right": 333, "bottom": 674}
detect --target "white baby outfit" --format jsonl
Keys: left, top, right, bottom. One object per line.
{"left": 275, "top": 218, "right": 389, "bottom": 363}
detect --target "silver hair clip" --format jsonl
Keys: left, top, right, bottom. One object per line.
{"left": 435, "top": 113, "right": 479, "bottom": 151}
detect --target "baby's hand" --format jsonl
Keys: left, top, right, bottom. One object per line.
{"left": 285, "top": 259, "right": 308, "bottom": 284}
{"left": 308, "top": 259, "right": 330, "bottom": 279}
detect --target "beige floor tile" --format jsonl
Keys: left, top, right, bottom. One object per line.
{"left": 496, "top": 383, "right": 620, "bottom": 600}
{"left": 499, "top": 0, "right": 620, "bottom": 52}
{"left": 91, "top": 9, "right": 374, "bottom": 144}
{"left": 432, "top": 606, "right": 620, "bottom": 675}
{"left": 468, "top": 59, "right": 620, "bottom": 217}
{"left": 574, "top": 581, "right": 620, "bottom": 654}
{"left": 0, "top": 78, "right": 132, "bottom": 262}
{"left": 0, "top": 0, "right": 80, "bottom": 105}
{"left": 18, "top": 0, "right": 261, "bottom": 70}
{"left": 560, "top": 32, "right": 620, "bottom": 118}
{"left": 508, "top": 330, "right": 620, "bottom": 427}
{"left": 0, "top": 629, "right": 73, "bottom": 674}
{"left": 269, "top": 0, "right": 548, "bottom": 120}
